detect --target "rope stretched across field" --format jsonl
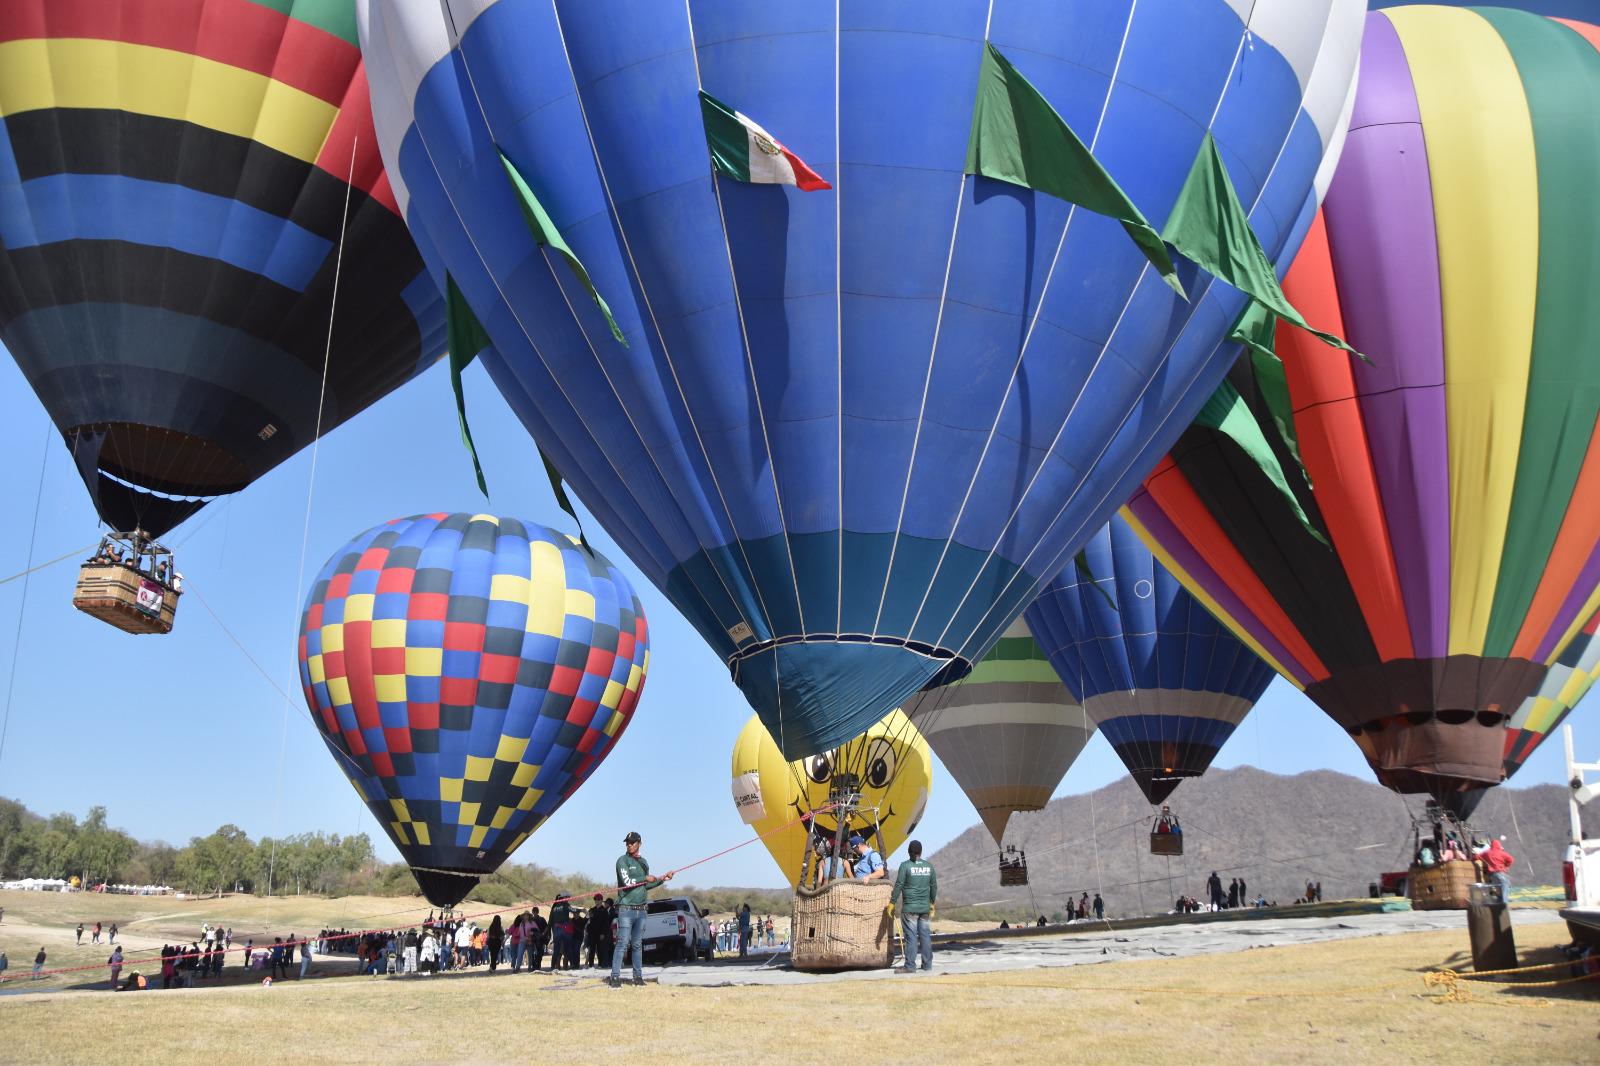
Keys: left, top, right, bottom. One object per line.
{"left": 0, "top": 802, "right": 834, "bottom": 983}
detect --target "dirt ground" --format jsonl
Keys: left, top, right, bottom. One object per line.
{"left": 1, "top": 889, "right": 1594, "bottom": 1064}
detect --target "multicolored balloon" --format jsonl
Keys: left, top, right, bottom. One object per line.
{"left": 1026, "top": 516, "right": 1275, "bottom": 805}
{"left": 299, "top": 514, "right": 648, "bottom": 906}
{"left": 902, "top": 618, "right": 1092, "bottom": 844}
{"left": 0, "top": 0, "right": 445, "bottom": 537}
{"left": 358, "top": 0, "right": 1363, "bottom": 758}
{"left": 731, "top": 711, "right": 930, "bottom": 888}
{"left": 1125, "top": 7, "right": 1600, "bottom": 796}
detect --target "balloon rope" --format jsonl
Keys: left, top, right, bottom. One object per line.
{"left": 0, "top": 419, "right": 51, "bottom": 775}
{"left": 0, "top": 543, "right": 94, "bottom": 588}
{"left": 266, "top": 135, "right": 359, "bottom": 903}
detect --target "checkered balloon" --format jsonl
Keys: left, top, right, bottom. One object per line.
{"left": 298, "top": 514, "right": 649, "bottom": 906}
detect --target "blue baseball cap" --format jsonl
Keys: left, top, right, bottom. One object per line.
{"left": 849, "top": 834, "right": 865, "bottom": 846}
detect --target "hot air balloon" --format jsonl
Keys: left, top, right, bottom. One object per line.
{"left": 1025, "top": 515, "right": 1275, "bottom": 806}
{"left": 731, "top": 711, "right": 929, "bottom": 889}
{"left": 0, "top": 0, "right": 445, "bottom": 542}
{"left": 1124, "top": 7, "right": 1600, "bottom": 798}
{"left": 901, "top": 618, "right": 1092, "bottom": 845}
{"left": 298, "top": 514, "right": 649, "bottom": 907}
{"left": 357, "top": 0, "right": 1363, "bottom": 758}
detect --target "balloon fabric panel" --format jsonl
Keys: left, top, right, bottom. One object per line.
{"left": 299, "top": 514, "right": 649, "bottom": 907}
{"left": 359, "top": 0, "right": 1362, "bottom": 758}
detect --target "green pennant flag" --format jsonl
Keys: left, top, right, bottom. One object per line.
{"left": 445, "top": 273, "right": 492, "bottom": 498}
{"left": 539, "top": 448, "right": 592, "bottom": 555}
{"left": 445, "top": 274, "right": 592, "bottom": 552}
{"left": 965, "top": 42, "right": 1185, "bottom": 298}
{"left": 1193, "top": 377, "right": 1327, "bottom": 547}
{"left": 1162, "top": 132, "right": 1363, "bottom": 362}
{"left": 499, "top": 151, "right": 628, "bottom": 347}
{"left": 1230, "top": 302, "right": 1310, "bottom": 489}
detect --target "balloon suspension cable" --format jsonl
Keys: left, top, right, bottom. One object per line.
{"left": 0, "top": 543, "right": 96, "bottom": 589}
{"left": 267, "top": 135, "right": 359, "bottom": 903}
{"left": 0, "top": 420, "right": 52, "bottom": 775}
{"left": 182, "top": 580, "right": 372, "bottom": 789}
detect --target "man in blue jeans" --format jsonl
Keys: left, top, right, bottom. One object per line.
{"left": 609, "top": 831, "right": 674, "bottom": 988}
{"left": 890, "top": 839, "right": 937, "bottom": 973}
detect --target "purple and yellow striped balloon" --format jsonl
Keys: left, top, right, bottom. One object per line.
{"left": 1126, "top": 6, "right": 1600, "bottom": 797}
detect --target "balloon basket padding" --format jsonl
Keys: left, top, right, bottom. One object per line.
{"left": 790, "top": 881, "right": 895, "bottom": 971}
{"left": 72, "top": 564, "right": 178, "bottom": 635}
{"left": 1408, "top": 859, "right": 1478, "bottom": 910}
{"left": 1150, "top": 833, "right": 1184, "bottom": 857}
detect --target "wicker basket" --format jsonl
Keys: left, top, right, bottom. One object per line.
{"left": 1409, "top": 859, "right": 1477, "bottom": 910}
{"left": 72, "top": 564, "right": 179, "bottom": 635}
{"left": 790, "top": 881, "right": 895, "bottom": 971}
{"left": 1150, "top": 832, "right": 1184, "bottom": 857}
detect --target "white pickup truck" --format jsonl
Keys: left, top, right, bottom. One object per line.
{"left": 1561, "top": 726, "right": 1600, "bottom": 945}
{"left": 627, "top": 897, "right": 713, "bottom": 962}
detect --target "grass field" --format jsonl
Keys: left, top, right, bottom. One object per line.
{"left": 1, "top": 889, "right": 1594, "bottom": 1064}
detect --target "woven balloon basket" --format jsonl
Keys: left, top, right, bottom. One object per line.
{"left": 790, "top": 881, "right": 895, "bottom": 971}
{"left": 1409, "top": 860, "right": 1477, "bottom": 910}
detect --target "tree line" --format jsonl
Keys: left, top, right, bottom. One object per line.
{"left": 0, "top": 798, "right": 794, "bottom": 912}
{"left": 0, "top": 797, "right": 375, "bottom": 897}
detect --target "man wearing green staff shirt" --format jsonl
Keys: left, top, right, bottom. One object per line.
{"left": 609, "top": 831, "right": 674, "bottom": 988}
{"left": 891, "top": 839, "right": 937, "bottom": 973}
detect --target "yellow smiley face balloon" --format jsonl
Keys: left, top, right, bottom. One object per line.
{"left": 730, "top": 709, "right": 931, "bottom": 887}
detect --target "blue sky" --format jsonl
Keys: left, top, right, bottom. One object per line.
{"left": 0, "top": 348, "right": 1592, "bottom": 890}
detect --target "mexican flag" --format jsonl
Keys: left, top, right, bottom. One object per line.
{"left": 699, "top": 90, "right": 831, "bottom": 191}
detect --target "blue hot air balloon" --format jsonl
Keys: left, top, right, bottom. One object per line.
{"left": 357, "top": 0, "right": 1363, "bottom": 757}
{"left": 1025, "top": 515, "right": 1276, "bottom": 804}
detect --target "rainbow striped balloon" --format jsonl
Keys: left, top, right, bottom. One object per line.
{"left": 1126, "top": 6, "right": 1600, "bottom": 797}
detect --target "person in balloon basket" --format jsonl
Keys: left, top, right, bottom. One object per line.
{"left": 890, "top": 840, "right": 937, "bottom": 973}
{"left": 851, "top": 834, "right": 886, "bottom": 882}
{"left": 608, "top": 831, "right": 674, "bottom": 988}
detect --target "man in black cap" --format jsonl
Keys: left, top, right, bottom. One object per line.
{"left": 609, "top": 831, "right": 673, "bottom": 988}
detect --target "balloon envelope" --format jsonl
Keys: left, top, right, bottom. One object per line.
{"left": 730, "top": 710, "right": 929, "bottom": 888}
{"left": 1125, "top": 7, "right": 1600, "bottom": 795}
{"left": 358, "top": 0, "right": 1363, "bottom": 758}
{"left": 298, "top": 514, "right": 649, "bottom": 906}
{"left": 902, "top": 617, "right": 1092, "bottom": 844}
{"left": 1026, "top": 515, "right": 1275, "bottom": 805}
{"left": 0, "top": 0, "right": 444, "bottom": 537}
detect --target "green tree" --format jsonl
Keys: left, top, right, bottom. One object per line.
{"left": 176, "top": 825, "right": 254, "bottom": 896}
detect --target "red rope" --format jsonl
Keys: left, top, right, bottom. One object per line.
{"left": 2, "top": 804, "right": 833, "bottom": 983}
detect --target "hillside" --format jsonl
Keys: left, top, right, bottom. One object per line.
{"left": 927, "top": 766, "right": 1573, "bottom": 918}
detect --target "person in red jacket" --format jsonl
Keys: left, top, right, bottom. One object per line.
{"left": 1477, "top": 837, "right": 1515, "bottom": 900}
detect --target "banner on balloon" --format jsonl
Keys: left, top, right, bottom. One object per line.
{"left": 731, "top": 771, "right": 766, "bottom": 824}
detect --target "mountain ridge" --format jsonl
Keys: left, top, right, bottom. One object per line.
{"left": 926, "top": 765, "right": 1575, "bottom": 917}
